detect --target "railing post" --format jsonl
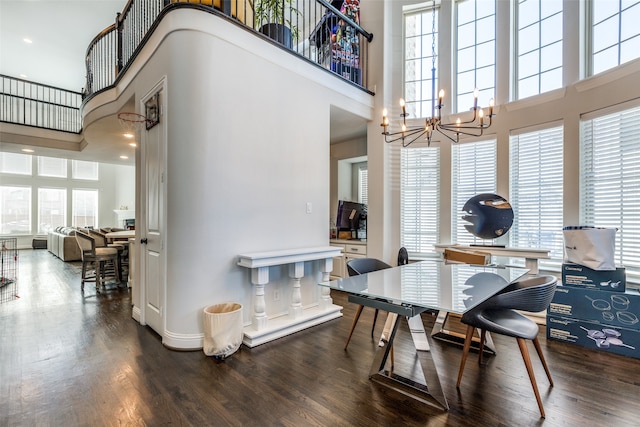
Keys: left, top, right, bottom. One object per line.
{"left": 116, "top": 12, "right": 123, "bottom": 75}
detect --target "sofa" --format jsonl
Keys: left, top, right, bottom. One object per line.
{"left": 48, "top": 227, "right": 82, "bottom": 261}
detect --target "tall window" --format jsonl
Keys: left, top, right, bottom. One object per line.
{"left": 72, "top": 189, "right": 98, "bottom": 228}
{"left": 401, "top": 147, "right": 440, "bottom": 255}
{"left": 509, "top": 126, "right": 564, "bottom": 265}
{"left": 0, "top": 152, "right": 32, "bottom": 175}
{"left": 456, "top": 0, "right": 495, "bottom": 112}
{"left": 516, "top": 0, "right": 563, "bottom": 99}
{"left": 38, "top": 156, "right": 67, "bottom": 178}
{"left": 38, "top": 188, "right": 67, "bottom": 234}
{"left": 358, "top": 164, "right": 368, "bottom": 204}
{"left": 404, "top": 5, "right": 439, "bottom": 118}
{"left": 72, "top": 160, "right": 99, "bottom": 180}
{"left": 581, "top": 104, "right": 640, "bottom": 278}
{"left": 0, "top": 186, "right": 32, "bottom": 234}
{"left": 591, "top": 0, "right": 640, "bottom": 75}
{"left": 451, "top": 140, "right": 497, "bottom": 245}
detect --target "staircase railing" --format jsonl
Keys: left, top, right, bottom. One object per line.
{"left": 0, "top": 75, "right": 82, "bottom": 133}
{"left": 84, "top": 0, "right": 372, "bottom": 100}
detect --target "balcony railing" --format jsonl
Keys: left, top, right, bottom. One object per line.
{"left": 84, "top": 0, "right": 372, "bottom": 99}
{"left": 0, "top": 75, "right": 82, "bottom": 133}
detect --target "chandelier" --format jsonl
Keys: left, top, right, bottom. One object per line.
{"left": 381, "top": 1, "right": 495, "bottom": 147}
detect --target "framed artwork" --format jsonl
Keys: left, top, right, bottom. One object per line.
{"left": 145, "top": 92, "right": 160, "bottom": 130}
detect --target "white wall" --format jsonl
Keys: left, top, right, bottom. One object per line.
{"left": 93, "top": 9, "right": 375, "bottom": 345}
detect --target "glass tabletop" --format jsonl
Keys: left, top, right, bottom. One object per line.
{"left": 319, "top": 259, "right": 530, "bottom": 314}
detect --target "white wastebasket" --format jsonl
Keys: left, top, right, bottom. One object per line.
{"left": 203, "top": 302, "right": 243, "bottom": 359}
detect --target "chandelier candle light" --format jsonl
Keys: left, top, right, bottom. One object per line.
{"left": 381, "top": 89, "right": 495, "bottom": 147}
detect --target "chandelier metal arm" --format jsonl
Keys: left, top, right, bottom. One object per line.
{"left": 380, "top": 0, "right": 496, "bottom": 148}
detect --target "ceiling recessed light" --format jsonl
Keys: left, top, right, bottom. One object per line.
{"left": 123, "top": 132, "right": 134, "bottom": 139}
{"left": 23, "top": 38, "right": 33, "bottom": 44}
{"left": 129, "top": 142, "right": 137, "bottom": 147}
{"left": 19, "top": 74, "right": 28, "bottom": 79}
{"left": 21, "top": 148, "right": 34, "bottom": 153}
{"left": 120, "top": 155, "right": 129, "bottom": 159}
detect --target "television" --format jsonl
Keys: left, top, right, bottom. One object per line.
{"left": 336, "top": 200, "right": 367, "bottom": 232}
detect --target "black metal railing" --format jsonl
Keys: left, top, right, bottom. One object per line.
{"left": 0, "top": 75, "right": 83, "bottom": 133}
{"left": 84, "top": 0, "right": 372, "bottom": 99}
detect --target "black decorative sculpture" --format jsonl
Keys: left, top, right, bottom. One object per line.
{"left": 462, "top": 193, "right": 514, "bottom": 240}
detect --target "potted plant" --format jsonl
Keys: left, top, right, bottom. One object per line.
{"left": 254, "top": 0, "right": 301, "bottom": 48}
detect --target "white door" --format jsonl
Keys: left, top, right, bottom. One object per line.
{"left": 141, "top": 87, "right": 165, "bottom": 334}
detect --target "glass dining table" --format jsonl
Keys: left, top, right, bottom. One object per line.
{"left": 319, "top": 259, "right": 530, "bottom": 410}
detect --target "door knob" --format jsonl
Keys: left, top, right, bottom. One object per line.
{"left": 140, "top": 238, "right": 148, "bottom": 244}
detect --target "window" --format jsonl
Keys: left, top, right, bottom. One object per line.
{"left": 591, "top": 0, "right": 640, "bottom": 75}
{"left": 38, "top": 156, "right": 67, "bottom": 178}
{"left": 509, "top": 126, "right": 564, "bottom": 266}
{"left": 451, "top": 140, "right": 497, "bottom": 245}
{"left": 404, "top": 5, "right": 439, "bottom": 118}
{"left": 0, "top": 152, "right": 32, "bottom": 175}
{"left": 516, "top": 0, "right": 563, "bottom": 99}
{"left": 0, "top": 186, "right": 32, "bottom": 234}
{"left": 72, "top": 160, "right": 98, "bottom": 180}
{"left": 581, "top": 104, "right": 640, "bottom": 278}
{"left": 72, "top": 189, "right": 98, "bottom": 228}
{"left": 401, "top": 147, "right": 440, "bottom": 255}
{"left": 38, "top": 188, "right": 67, "bottom": 234}
{"left": 358, "top": 164, "right": 368, "bottom": 205}
{"left": 456, "top": 0, "right": 496, "bottom": 112}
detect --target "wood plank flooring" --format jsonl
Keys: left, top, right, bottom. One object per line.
{"left": 2, "top": 249, "right": 640, "bottom": 426}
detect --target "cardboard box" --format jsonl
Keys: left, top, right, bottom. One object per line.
{"left": 549, "top": 286, "right": 640, "bottom": 329}
{"left": 547, "top": 314, "right": 640, "bottom": 359}
{"left": 443, "top": 247, "right": 490, "bottom": 265}
{"left": 562, "top": 263, "right": 625, "bottom": 292}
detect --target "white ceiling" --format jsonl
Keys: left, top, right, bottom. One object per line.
{"left": 0, "top": 0, "right": 127, "bottom": 91}
{"left": 0, "top": 0, "right": 367, "bottom": 164}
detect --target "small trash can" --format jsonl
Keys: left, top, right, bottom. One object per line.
{"left": 203, "top": 302, "right": 243, "bottom": 359}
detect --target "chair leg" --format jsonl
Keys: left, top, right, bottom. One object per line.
{"left": 456, "top": 324, "right": 476, "bottom": 388}
{"left": 478, "top": 329, "right": 486, "bottom": 364}
{"left": 80, "top": 261, "right": 87, "bottom": 290}
{"left": 517, "top": 337, "right": 546, "bottom": 418}
{"left": 532, "top": 337, "right": 554, "bottom": 387}
{"left": 371, "top": 309, "right": 379, "bottom": 337}
{"left": 344, "top": 305, "right": 365, "bottom": 350}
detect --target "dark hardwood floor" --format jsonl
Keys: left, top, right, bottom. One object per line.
{"left": 2, "top": 250, "right": 640, "bottom": 426}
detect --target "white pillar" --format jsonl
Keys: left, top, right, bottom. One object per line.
{"left": 319, "top": 257, "right": 334, "bottom": 309}
{"left": 251, "top": 266, "right": 269, "bottom": 330}
{"left": 289, "top": 262, "right": 304, "bottom": 319}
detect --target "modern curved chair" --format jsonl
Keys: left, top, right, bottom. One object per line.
{"left": 343, "top": 257, "right": 393, "bottom": 350}
{"left": 75, "top": 231, "right": 121, "bottom": 293}
{"left": 456, "top": 274, "right": 558, "bottom": 418}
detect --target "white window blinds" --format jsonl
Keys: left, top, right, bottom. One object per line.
{"left": 452, "top": 140, "right": 497, "bottom": 245}
{"left": 401, "top": 147, "right": 440, "bottom": 254}
{"left": 581, "top": 105, "right": 640, "bottom": 277}
{"left": 509, "top": 126, "right": 564, "bottom": 265}
{"left": 358, "top": 165, "right": 368, "bottom": 204}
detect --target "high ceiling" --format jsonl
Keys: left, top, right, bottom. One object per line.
{"left": 0, "top": 0, "right": 367, "bottom": 164}
{"left": 0, "top": 0, "right": 126, "bottom": 91}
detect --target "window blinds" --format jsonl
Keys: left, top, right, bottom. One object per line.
{"left": 509, "top": 126, "right": 564, "bottom": 265}
{"left": 581, "top": 105, "right": 640, "bottom": 277}
{"left": 451, "top": 140, "right": 497, "bottom": 245}
{"left": 401, "top": 147, "right": 440, "bottom": 254}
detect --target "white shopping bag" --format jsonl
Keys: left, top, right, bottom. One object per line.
{"left": 563, "top": 226, "right": 616, "bottom": 271}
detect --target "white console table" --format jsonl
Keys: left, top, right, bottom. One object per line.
{"left": 237, "top": 246, "right": 343, "bottom": 347}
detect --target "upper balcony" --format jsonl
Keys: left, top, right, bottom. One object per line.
{"left": 83, "top": 0, "right": 373, "bottom": 102}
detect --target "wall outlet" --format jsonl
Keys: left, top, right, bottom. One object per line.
{"left": 306, "top": 202, "right": 312, "bottom": 214}
{"left": 273, "top": 289, "right": 280, "bottom": 301}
